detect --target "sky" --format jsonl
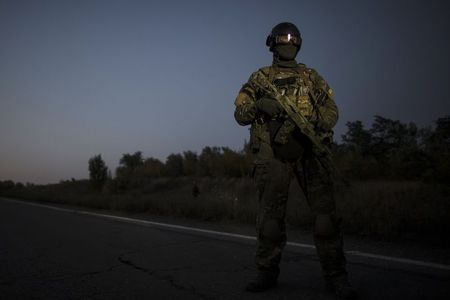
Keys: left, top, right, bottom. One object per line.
{"left": 0, "top": 0, "right": 449, "bottom": 184}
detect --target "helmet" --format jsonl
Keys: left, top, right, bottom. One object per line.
{"left": 266, "top": 22, "right": 302, "bottom": 51}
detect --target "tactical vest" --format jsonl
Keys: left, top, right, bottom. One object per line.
{"left": 253, "top": 64, "right": 320, "bottom": 160}
{"left": 265, "top": 63, "right": 317, "bottom": 119}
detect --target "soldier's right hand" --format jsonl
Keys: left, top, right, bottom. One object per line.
{"left": 256, "top": 97, "right": 283, "bottom": 117}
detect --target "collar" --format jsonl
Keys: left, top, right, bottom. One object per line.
{"left": 272, "top": 57, "right": 298, "bottom": 68}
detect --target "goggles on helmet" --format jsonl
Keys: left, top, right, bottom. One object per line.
{"left": 274, "top": 34, "right": 301, "bottom": 46}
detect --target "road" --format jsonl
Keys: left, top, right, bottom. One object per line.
{"left": 1, "top": 197, "right": 449, "bottom": 299}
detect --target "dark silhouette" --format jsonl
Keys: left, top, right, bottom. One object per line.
{"left": 88, "top": 154, "right": 108, "bottom": 189}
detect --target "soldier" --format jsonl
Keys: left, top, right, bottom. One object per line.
{"left": 234, "top": 22, "right": 357, "bottom": 299}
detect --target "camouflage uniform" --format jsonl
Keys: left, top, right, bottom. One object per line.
{"left": 234, "top": 62, "right": 347, "bottom": 281}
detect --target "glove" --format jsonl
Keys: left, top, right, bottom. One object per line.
{"left": 256, "top": 97, "right": 283, "bottom": 117}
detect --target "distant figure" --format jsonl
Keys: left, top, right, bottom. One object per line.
{"left": 192, "top": 181, "right": 200, "bottom": 198}
{"left": 233, "top": 22, "right": 357, "bottom": 299}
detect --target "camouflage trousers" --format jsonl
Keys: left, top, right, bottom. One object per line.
{"left": 253, "top": 155, "right": 347, "bottom": 280}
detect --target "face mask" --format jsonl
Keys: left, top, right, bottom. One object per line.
{"left": 274, "top": 44, "right": 299, "bottom": 60}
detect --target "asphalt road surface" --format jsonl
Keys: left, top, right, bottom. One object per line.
{"left": 1, "top": 197, "right": 449, "bottom": 299}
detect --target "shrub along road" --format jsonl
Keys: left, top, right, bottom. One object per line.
{"left": 1, "top": 197, "right": 449, "bottom": 299}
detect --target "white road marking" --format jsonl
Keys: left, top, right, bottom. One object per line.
{"left": 2, "top": 197, "right": 450, "bottom": 271}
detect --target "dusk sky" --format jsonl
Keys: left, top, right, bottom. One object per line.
{"left": 1, "top": 0, "right": 449, "bottom": 184}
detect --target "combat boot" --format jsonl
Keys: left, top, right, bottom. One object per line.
{"left": 245, "top": 270, "right": 278, "bottom": 292}
{"left": 326, "top": 276, "right": 358, "bottom": 299}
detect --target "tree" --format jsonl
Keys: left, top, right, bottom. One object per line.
{"left": 368, "top": 116, "right": 424, "bottom": 178}
{"left": 116, "top": 151, "right": 144, "bottom": 179}
{"left": 369, "top": 115, "right": 418, "bottom": 157}
{"left": 337, "top": 116, "right": 430, "bottom": 179}
{"left": 0, "top": 180, "right": 15, "bottom": 192}
{"left": 198, "top": 146, "right": 222, "bottom": 176}
{"left": 140, "top": 157, "right": 164, "bottom": 178}
{"left": 422, "top": 116, "right": 450, "bottom": 182}
{"left": 425, "top": 116, "right": 450, "bottom": 153}
{"left": 119, "top": 151, "right": 144, "bottom": 171}
{"left": 88, "top": 154, "right": 108, "bottom": 188}
{"left": 221, "top": 147, "right": 248, "bottom": 177}
{"left": 182, "top": 151, "right": 198, "bottom": 176}
{"left": 341, "top": 120, "right": 372, "bottom": 154}
{"left": 164, "top": 153, "right": 184, "bottom": 177}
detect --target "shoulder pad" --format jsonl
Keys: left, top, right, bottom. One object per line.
{"left": 297, "top": 63, "right": 320, "bottom": 78}
{"left": 305, "top": 67, "right": 321, "bottom": 81}
{"left": 257, "top": 66, "right": 272, "bottom": 76}
{"left": 306, "top": 67, "right": 317, "bottom": 74}
{"left": 296, "top": 63, "right": 309, "bottom": 74}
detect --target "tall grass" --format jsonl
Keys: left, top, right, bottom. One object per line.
{"left": 2, "top": 178, "right": 449, "bottom": 243}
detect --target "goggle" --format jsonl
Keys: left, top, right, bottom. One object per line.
{"left": 274, "top": 34, "right": 301, "bottom": 46}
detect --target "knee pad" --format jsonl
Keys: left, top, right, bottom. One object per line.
{"left": 314, "top": 214, "right": 339, "bottom": 238}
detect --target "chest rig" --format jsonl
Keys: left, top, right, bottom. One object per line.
{"left": 267, "top": 64, "right": 316, "bottom": 120}
{"left": 251, "top": 64, "right": 316, "bottom": 160}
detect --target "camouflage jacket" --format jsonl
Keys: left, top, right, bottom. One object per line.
{"left": 234, "top": 63, "right": 338, "bottom": 157}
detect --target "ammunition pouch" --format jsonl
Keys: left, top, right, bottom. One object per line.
{"left": 273, "top": 118, "right": 296, "bottom": 145}
{"left": 250, "top": 122, "right": 270, "bottom": 153}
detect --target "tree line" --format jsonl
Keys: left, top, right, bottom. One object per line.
{"left": 1, "top": 115, "right": 448, "bottom": 192}
{"left": 87, "top": 146, "right": 253, "bottom": 189}
{"left": 336, "top": 115, "right": 449, "bottom": 182}
{"left": 87, "top": 115, "right": 449, "bottom": 186}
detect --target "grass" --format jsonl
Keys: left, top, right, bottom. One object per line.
{"left": 2, "top": 177, "right": 449, "bottom": 244}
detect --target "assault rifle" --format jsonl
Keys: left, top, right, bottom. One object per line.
{"left": 252, "top": 70, "right": 341, "bottom": 180}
